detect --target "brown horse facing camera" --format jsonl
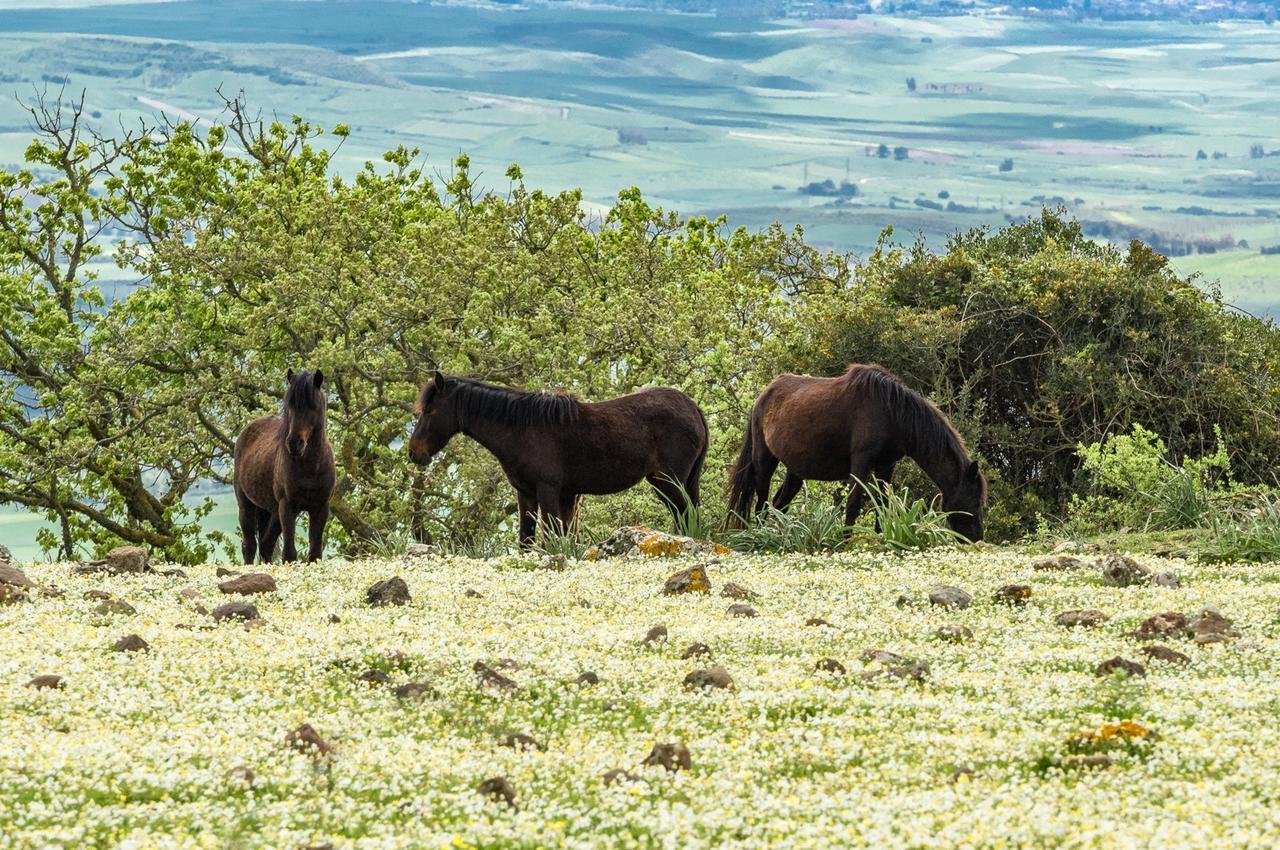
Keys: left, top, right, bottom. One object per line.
{"left": 408, "top": 373, "right": 709, "bottom": 548}
{"left": 232, "top": 369, "right": 336, "bottom": 563}
{"left": 728, "top": 364, "right": 987, "bottom": 541}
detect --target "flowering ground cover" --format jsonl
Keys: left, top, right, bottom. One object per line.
{"left": 3, "top": 547, "right": 1279, "bottom": 849}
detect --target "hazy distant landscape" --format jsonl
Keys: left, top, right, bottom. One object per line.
{"left": 0, "top": 0, "right": 1277, "bottom": 316}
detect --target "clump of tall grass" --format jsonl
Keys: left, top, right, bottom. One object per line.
{"left": 1197, "top": 491, "right": 1280, "bottom": 564}
{"left": 727, "top": 494, "right": 850, "bottom": 554}
{"left": 656, "top": 474, "right": 714, "bottom": 541}
{"left": 858, "top": 480, "right": 969, "bottom": 551}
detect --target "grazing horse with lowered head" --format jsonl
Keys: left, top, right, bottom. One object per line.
{"left": 728, "top": 364, "right": 987, "bottom": 541}
{"left": 233, "top": 369, "right": 336, "bottom": 563}
{"left": 408, "top": 372, "right": 709, "bottom": 548}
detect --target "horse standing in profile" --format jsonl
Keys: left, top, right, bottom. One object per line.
{"left": 728, "top": 364, "right": 987, "bottom": 541}
{"left": 408, "top": 372, "right": 708, "bottom": 547}
{"left": 233, "top": 369, "right": 336, "bottom": 563}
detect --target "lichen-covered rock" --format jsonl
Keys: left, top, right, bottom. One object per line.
{"left": 993, "top": 584, "right": 1032, "bottom": 605}
{"left": 663, "top": 565, "right": 710, "bottom": 595}
{"left": 106, "top": 546, "right": 149, "bottom": 574}
{"left": 721, "top": 581, "right": 756, "bottom": 600}
{"left": 1033, "top": 555, "right": 1087, "bottom": 571}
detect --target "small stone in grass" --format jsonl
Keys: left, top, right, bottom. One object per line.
{"left": 1032, "top": 555, "right": 1086, "bottom": 571}
{"left": 365, "top": 576, "right": 411, "bottom": 607}
{"left": 861, "top": 648, "right": 912, "bottom": 665}
{"left": 642, "top": 742, "right": 692, "bottom": 773}
{"left": 720, "top": 581, "right": 756, "bottom": 600}
{"left": 928, "top": 585, "right": 972, "bottom": 610}
{"left": 498, "top": 733, "right": 544, "bottom": 751}
{"left": 1152, "top": 571, "right": 1181, "bottom": 588}
{"left": 1132, "top": 611, "right": 1187, "bottom": 639}
{"left": 218, "top": 572, "right": 277, "bottom": 595}
{"left": 26, "top": 674, "right": 63, "bottom": 690}
{"left": 112, "top": 634, "right": 149, "bottom": 653}
{"left": 357, "top": 669, "right": 390, "bottom": 686}
{"left": 95, "top": 599, "right": 136, "bottom": 616}
{"left": 1099, "top": 554, "right": 1152, "bottom": 587}
{"left": 1141, "top": 644, "right": 1190, "bottom": 665}
{"left": 473, "top": 661, "right": 517, "bottom": 691}
{"left": 216, "top": 567, "right": 241, "bottom": 578}
{"left": 0, "top": 584, "right": 28, "bottom": 605}
{"left": 993, "top": 584, "right": 1031, "bottom": 605}
{"left": 683, "top": 666, "right": 735, "bottom": 691}
{"left": 603, "top": 768, "right": 640, "bottom": 786}
{"left": 1063, "top": 753, "right": 1113, "bottom": 769}
{"left": 393, "top": 682, "right": 434, "bottom": 700}
{"left": 815, "top": 657, "right": 846, "bottom": 675}
{"left": 1095, "top": 656, "right": 1145, "bottom": 678}
{"left": 805, "top": 617, "right": 833, "bottom": 627}
{"left": 681, "top": 642, "right": 711, "bottom": 659}
{"left": 284, "top": 723, "right": 333, "bottom": 756}
{"left": 464, "top": 589, "right": 483, "bottom": 599}
{"left": 105, "top": 546, "right": 148, "bottom": 573}
{"left": 575, "top": 671, "right": 600, "bottom": 687}
{"left": 1056, "top": 609, "right": 1108, "bottom": 628}
{"left": 327, "top": 613, "right": 341, "bottom": 624}
{"left": 951, "top": 766, "right": 975, "bottom": 783}
{"left": 935, "top": 624, "right": 973, "bottom": 643}
{"left": 212, "top": 602, "right": 260, "bottom": 622}
{"left": 83, "top": 589, "right": 112, "bottom": 601}
{"left": 478, "top": 776, "right": 516, "bottom": 806}
{"left": 224, "top": 765, "right": 255, "bottom": 786}
{"left": 642, "top": 624, "right": 668, "bottom": 644}
{"left": 728, "top": 603, "right": 757, "bottom": 618}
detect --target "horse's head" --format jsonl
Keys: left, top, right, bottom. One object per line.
{"left": 281, "top": 369, "right": 327, "bottom": 459}
{"left": 943, "top": 459, "right": 987, "bottom": 542}
{"left": 409, "top": 371, "right": 459, "bottom": 465}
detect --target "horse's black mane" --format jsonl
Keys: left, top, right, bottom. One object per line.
{"left": 283, "top": 370, "right": 324, "bottom": 413}
{"left": 847, "top": 364, "right": 973, "bottom": 475}
{"left": 433, "top": 376, "right": 580, "bottom": 428}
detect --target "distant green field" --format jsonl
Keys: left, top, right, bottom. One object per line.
{"left": 0, "top": 1, "right": 1276, "bottom": 310}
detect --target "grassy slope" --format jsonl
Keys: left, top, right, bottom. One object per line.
{"left": 3, "top": 547, "right": 1279, "bottom": 848}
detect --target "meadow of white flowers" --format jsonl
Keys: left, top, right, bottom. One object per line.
{"left": 2, "top": 547, "right": 1279, "bottom": 849}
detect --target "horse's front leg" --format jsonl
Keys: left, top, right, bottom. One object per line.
{"left": 278, "top": 499, "right": 299, "bottom": 563}
{"left": 306, "top": 504, "right": 329, "bottom": 562}
{"left": 535, "top": 483, "right": 566, "bottom": 537}
{"left": 844, "top": 453, "right": 875, "bottom": 527}
{"left": 516, "top": 492, "right": 537, "bottom": 550}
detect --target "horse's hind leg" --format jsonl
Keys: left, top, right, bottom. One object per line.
{"left": 771, "top": 472, "right": 804, "bottom": 512}
{"left": 752, "top": 452, "right": 779, "bottom": 516}
{"left": 648, "top": 474, "right": 690, "bottom": 529}
{"left": 236, "top": 492, "right": 259, "bottom": 565}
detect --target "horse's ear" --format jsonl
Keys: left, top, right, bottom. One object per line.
{"left": 433, "top": 371, "right": 445, "bottom": 391}
{"left": 966, "top": 460, "right": 981, "bottom": 481}
{"left": 312, "top": 370, "right": 324, "bottom": 389}
{"left": 286, "top": 368, "right": 294, "bottom": 383}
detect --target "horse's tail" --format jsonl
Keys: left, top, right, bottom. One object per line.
{"left": 685, "top": 407, "right": 709, "bottom": 507}
{"left": 726, "top": 404, "right": 760, "bottom": 528}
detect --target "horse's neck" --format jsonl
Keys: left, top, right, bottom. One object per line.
{"left": 906, "top": 440, "right": 963, "bottom": 493}
{"left": 461, "top": 416, "right": 522, "bottom": 465}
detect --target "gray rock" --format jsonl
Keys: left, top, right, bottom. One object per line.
{"left": 815, "top": 657, "right": 847, "bottom": 675}
{"left": 26, "top": 674, "right": 63, "bottom": 690}
{"left": 1152, "top": 571, "right": 1181, "bottom": 588}
{"left": 642, "top": 624, "right": 668, "bottom": 644}
{"left": 393, "top": 681, "right": 434, "bottom": 700}
{"left": 681, "top": 642, "right": 710, "bottom": 659}
{"left": 0, "top": 543, "right": 12, "bottom": 563}
{"left": 1033, "top": 555, "right": 1087, "bottom": 571}
{"left": 1099, "top": 554, "right": 1152, "bottom": 587}
{"left": 720, "top": 581, "right": 756, "bottom": 600}
{"left": 498, "top": 733, "right": 544, "bottom": 751}
{"left": 106, "top": 546, "right": 149, "bottom": 573}
{"left": 602, "top": 768, "right": 640, "bottom": 786}
{"left": 406, "top": 543, "right": 435, "bottom": 558}
{"left": 212, "top": 602, "right": 261, "bottom": 622}
{"left": 727, "top": 603, "right": 757, "bottom": 618}
{"left": 928, "top": 585, "right": 972, "bottom": 609}
{"left": 365, "top": 576, "right": 410, "bottom": 607}
{"left": 860, "top": 648, "right": 913, "bottom": 665}
{"left": 0, "top": 584, "right": 29, "bottom": 605}
{"left": 575, "top": 671, "right": 600, "bottom": 687}
{"left": 539, "top": 553, "right": 568, "bottom": 571}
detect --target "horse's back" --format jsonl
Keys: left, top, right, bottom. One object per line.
{"left": 755, "top": 370, "right": 870, "bottom": 479}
